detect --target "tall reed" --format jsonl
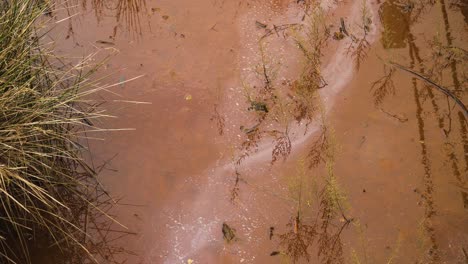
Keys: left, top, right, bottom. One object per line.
{"left": 0, "top": 1, "right": 116, "bottom": 262}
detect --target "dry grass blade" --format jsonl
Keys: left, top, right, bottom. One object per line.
{"left": 389, "top": 62, "right": 468, "bottom": 117}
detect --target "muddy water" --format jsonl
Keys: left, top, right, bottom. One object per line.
{"left": 48, "top": 0, "right": 467, "bottom": 263}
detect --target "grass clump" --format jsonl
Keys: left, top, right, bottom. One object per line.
{"left": 0, "top": 1, "right": 118, "bottom": 263}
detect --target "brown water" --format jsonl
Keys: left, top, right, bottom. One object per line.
{"left": 48, "top": 0, "right": 467, "bottom": 263}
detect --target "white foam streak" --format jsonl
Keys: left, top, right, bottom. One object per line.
{"left": 158, "top": 2, "right": 379, "bottom": 263}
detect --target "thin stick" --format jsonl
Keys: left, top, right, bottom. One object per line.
{"left": 389, "top": 62, "right": 468, "bottom": 117}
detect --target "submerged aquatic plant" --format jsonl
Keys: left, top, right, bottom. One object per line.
{"left": 279, "top": 125, "right": 351, "bottom": 264}
{"left": 307, "top": 126, "right": 330, "bottom": 169}
{"left": 348, "top": 0, "right": 371, "bottom": 70}
{"left": 271, "top": 131, "right": 292, "bottom": 165}
{"left": 279, "top": 160, "right": 319, "bottom": 263}
{"left": 210, "top": 104, "right": 225, "bottom": 136}
{"left": 371, "top": 65, "right": 396, "bottom": 106}
{"left": 291, "top": 6, "right": 328, "bottom": 128}
{"left": 235, "top": 5, "right": 329, "bottom": 166}
{"left": 279, "top": 212, "right": 318, "bottom": 263}
{"left": 0, "top": 1, "right": 126, "bottom": 263}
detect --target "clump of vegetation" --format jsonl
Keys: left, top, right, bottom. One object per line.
{"left": 279, "top": 126, "right": 352, "bottom": 264}
{"left": 0, "top": 1, "right": 121, "bottom": 263}
{"left": 292, "top": 5, "right": 329, "bottom": 123}
{"left": 235, "top": 6, "right": 329, "bottom": 166}
{"left": 279, "top": 212, "right": 318, "bottom": 263}
{"left": 279, "top": 159, "right": 319, "bottom": 263}
{"left": 235, "top": 42, "right": 293, "bottom": 165}
{"left": 315, "top": 128, "right": 351, "bottom": 264}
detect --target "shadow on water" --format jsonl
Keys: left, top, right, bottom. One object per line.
{"left": 449, "top": 0, "right": 468, "bottom": 25}
{"left": 91, "top": 0, "right": 147, "bottom": 38}
{"left": 373, "top": 0, "right": 467, "bottom": 262}
{"left": 50, "top": 0, "right": 148, "bottom": 39}
{"left": 216, "top": 0, "right": 467, "bottom": 262}
{"left": 379, "top": 0, "right": 411, "bottom": 49}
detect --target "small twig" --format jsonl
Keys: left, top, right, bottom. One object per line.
{"left": 273, "top": 24, "right": 280, "bottom": 37}
{"left": 329, "top": 215, "right": 353, "bottom": 254}
{"left": 444, "top": 97, "right": 453, "bottom": 137}
{"left": 262, "top": 62, "right": 272, "bottom": 90}
{"left": 389, "top": 62, "right": 468, "bottom": 117}
{"left": 379, "top": 107, "right": 409, "bottom": 123}
{"left": 88, "top": 227, "right": 138, "bottom": 235}
{"left": 358, "top": 136, "right": 366, "bottom": 148}
{"left": 255, "top": 21, "right": 267, "bottom": 29}
{"left": 462, "top": 247, "right": 468, "bottom": 263}
{"left": 261, "top": 23, "right": 299, "bottom": 40}
{"left": 210, "top": 23, "right": 218, "bottom": 32}
{"left": 339, "top": 18, "right": 348, "bottom": 36}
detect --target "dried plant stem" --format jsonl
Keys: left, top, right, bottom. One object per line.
{"left": 389, "top": 62, "right": 468, "bottom": 117}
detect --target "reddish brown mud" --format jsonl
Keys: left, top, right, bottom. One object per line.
{"left": 46, "top": 0, "right": 468, "bottom": 263}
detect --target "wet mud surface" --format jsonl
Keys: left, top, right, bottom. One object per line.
{"left": 47, "top": 0, "right": 467, "bottom": 263}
